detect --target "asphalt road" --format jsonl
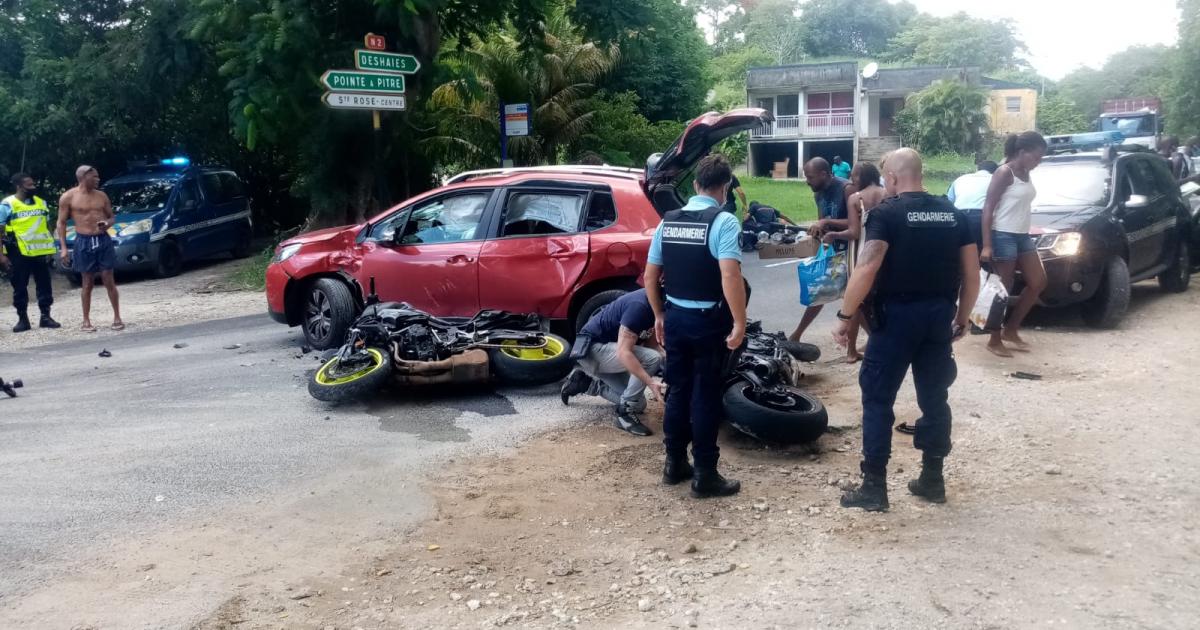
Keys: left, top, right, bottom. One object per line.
{"left": 0, "top": 251, "right": 830, "bottom": 625}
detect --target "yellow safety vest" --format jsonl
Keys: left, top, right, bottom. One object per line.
{"left": 3, "top": 195, "right": 57, "bottom": 257}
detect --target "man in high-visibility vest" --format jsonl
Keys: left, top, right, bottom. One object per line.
{"left": 0, "top": 173, "right": 61, "bottom": 332}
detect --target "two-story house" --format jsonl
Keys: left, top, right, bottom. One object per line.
{"left": 746, "top": 62, "right": 1038, "bottom": 178}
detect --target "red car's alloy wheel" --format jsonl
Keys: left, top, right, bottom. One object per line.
{"left": 305, "top": 288, "right": 333, "bottom": 342}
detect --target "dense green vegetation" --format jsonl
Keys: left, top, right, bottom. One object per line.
{"left": 0, "top": 0, "right": 1195, "bottom": 232}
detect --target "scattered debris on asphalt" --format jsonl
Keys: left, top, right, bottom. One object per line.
{"left": 1010, "top": 371, "right": 1042, "bottom": 381}
{"left": 173, "top": 343, "right": 188, "bottom": 349}
{"left": 224, "top": 344, "right": 242, "bottom": 350}
{"left": 0, "top": 377, "right": 23, "bottom": 398}
{"left": 98, "top": 349, "right": 112, "bottom": 358}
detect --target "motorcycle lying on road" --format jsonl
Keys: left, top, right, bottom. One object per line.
{"left": 722, "top": 322, "right": 828, "bottom": 444}
{"left": 309, "top": 281, "right": 571, "bottom": 402}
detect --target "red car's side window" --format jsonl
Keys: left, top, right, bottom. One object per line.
{"left": 500, "top": 192, "right": 586, "bottom": 237}
{"left": 400, "top": 194, "right": 490, "bottom": 245}
{"left": 585, "top": 193, "right": 616, "bottom": 231}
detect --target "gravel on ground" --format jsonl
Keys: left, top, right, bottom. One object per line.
{"left": 0, "top": 259, "right": 263, "bottom": 351}
{"left": 200, "top": 282, "right": 1200, "bottom": 629}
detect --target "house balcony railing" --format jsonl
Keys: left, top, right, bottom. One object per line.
{"left": 751, "top": 113, "right": 855, "bottom": 139}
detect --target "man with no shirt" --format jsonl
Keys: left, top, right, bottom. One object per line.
{"left": 57, "top": 165, "right": 123, "bottom": 332}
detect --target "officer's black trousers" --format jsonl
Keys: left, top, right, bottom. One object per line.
{"left": 7, "top": 248, "right": 54, "bottom": 314}
{"left": 662, "top": 304, "right": 731, "bottom": 468}
{"left": 858, "top": 298, "right": 958, "bottom": 476}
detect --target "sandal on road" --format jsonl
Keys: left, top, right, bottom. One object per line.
{"left": 895, "top": 422, "right": 917, "bottom": 435}
{"left": 111, "top": 322, "right": 126, "bottom": 331}
{"left": 81, "top": 323, "right": 97, "bottom": 333}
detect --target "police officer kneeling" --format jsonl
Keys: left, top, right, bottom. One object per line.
{"left": 833, "top": 148, "right": 980, "bottom": 511}
{"left": 645, "top": 154, "right": 746, "bottom": 499}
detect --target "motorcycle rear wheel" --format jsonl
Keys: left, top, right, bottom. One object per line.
{"left": 723, "top": 383, "right": 828, "bottom": 444}
{"left": 309, "top": 347, "right": 392, "bottom": 402}
{"left": 488, "top": 333, "right": 572, "bottom": 386}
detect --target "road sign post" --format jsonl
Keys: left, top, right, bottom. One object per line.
{"left": 321, "top": 34, "right": 421, "bottom": 209}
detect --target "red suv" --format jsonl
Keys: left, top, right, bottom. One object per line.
{"left": 265, "top": 110, "right": 771, "bottom": 349}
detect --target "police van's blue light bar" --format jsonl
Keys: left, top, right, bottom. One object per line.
{"left": 160, "top": 157, "right": 191, "bottom": 167}
{"left": 1047, "top": 131, "right": 1124, "bottom": 153}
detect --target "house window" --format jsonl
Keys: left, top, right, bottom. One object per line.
{"left": 777, "top": 94, "right": 800, "bottom": 116}
{"left": 806, "top": 91, "right": 854, "bottom": 115}
{"left": 1006, "top": 96, "right": 1022, "bottom": 113}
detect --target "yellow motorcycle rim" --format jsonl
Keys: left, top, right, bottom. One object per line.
{"left": 314, "top": 348, "right": 387, "bottom": 385}
{"left": 498, "top": 336, "right": 565, "bottom": 361}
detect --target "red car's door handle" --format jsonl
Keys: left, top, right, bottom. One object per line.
{"left": 446, "top": 255, "right": 474, "bottom": 264}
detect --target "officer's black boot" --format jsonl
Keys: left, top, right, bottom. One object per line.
{"left": 908, "top": 455, "right": 946, "bottom": 504}
{"left": 662, "top": 452, "right": 693, "bottom": 485}
{"left": 690, "top": 464, "right": 741, "bottom": 498}
{"left": 840, "top": 463, "right": 889, "bottom": 512}
{"left": 12, "top": 310, "right": 31, "bottom": 333}
{"left": 38, "top": 308, "right": 61, "bottom": 329}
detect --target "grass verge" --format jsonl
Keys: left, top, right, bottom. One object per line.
{"left": 226, "top": 246, "right": 274, "bottom": 291}
{"left": 740, "top": 174, "right": 957, "bottom": 222}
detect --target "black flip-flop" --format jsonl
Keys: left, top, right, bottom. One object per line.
{"left": 895, "top": 422, "right": 916, "bottom": 435}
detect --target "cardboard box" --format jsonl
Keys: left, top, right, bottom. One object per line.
{"left": 757, "top": 237, "right": 819, "bottom": 260}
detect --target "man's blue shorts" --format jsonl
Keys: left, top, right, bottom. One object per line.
{"left": 990, "top": 230, "right": 1035, "bottom": 262}
{"left": 73, "top": 233, "right": 117, "bottom": 273}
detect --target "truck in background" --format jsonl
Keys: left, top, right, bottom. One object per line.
{"left": 1097, "top": 98, "right": 1163, "bottom": 149}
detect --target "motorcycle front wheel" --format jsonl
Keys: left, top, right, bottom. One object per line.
{"left": 488, "top": 333, "right": 572, "bottom": 386}
{"left": 723, "top": 382, "right": 828, "bottom": 444}
{"left": 308, "top": 347, "right": 392, "bottom": 402}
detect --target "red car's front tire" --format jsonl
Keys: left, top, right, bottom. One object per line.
{"left": 303, "top": 278, "right": 357, "bottom": 350}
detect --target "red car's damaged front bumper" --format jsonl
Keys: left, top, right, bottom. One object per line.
{"left": 266, "top": 262, "right": 292, "bottom": 324}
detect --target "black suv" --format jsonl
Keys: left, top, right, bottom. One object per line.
{"left": 1026, "top": 148, "right": 1191, "bottom": 327}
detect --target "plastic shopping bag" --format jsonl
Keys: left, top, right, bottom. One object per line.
{"left": 797, "top": 244, "right": 849, "bottom": 307}
{"left": 969, "top": 270, "right": 1008, "bottom": 331}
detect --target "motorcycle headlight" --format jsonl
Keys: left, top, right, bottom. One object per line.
{"left": 1036, "top": 232, "right": 1082, "bottom": 257}
{"left": 118, "top": 218, "right": 153, "bottom": 237}
{"left": 272, "top": 243, "right": 302, "bottom": 264}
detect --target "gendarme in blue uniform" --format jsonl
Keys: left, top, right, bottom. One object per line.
{"left": 650, "top": 195, "right": 741, "bottom": 469}
{"left": 859, "top": 192, "right": 972, "bottom": 476}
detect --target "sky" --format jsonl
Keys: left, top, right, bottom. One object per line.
{"left": 902, "top": 0, "right": 1180, "bottom": 80}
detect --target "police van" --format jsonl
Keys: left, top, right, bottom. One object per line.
{"left": 59, "top": 158, "right": 254, "bottom": 278}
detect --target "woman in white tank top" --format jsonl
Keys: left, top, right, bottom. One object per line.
{"left": 981, "top": 132, "right": 1049, "bottom": 358}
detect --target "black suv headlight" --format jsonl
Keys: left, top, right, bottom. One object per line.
{"left": 1036, "top": 232, "right": 1082, "bottom": 257}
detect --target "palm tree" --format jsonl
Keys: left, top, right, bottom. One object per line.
{"left": 426, "top": 9, "right": 618, "bottom": 169}
{"left": 904, "top": 80, "right": 990, "bottom": 154}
